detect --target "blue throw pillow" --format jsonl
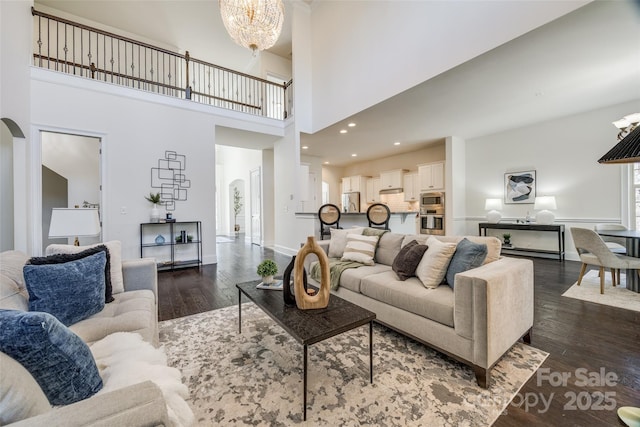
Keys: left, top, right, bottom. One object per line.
{"left": 23, "top": 251, "right": 106, "bottom": 326}
{"left": 446, "top": 238, "right": 488, "bottom": 288}
{"left": 0, "top": 310, "right": 103, "bottom": 405}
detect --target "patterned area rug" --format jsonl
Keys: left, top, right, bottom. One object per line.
{"left": 159, "top": 304, "right": 548, "bottom": 426}
{"left": 562, "top": 270, "right": 640, "bottom": 312}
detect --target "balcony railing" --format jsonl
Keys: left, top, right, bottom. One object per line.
{"left": 31, "top": 7, "right": 292, "bottom": 120}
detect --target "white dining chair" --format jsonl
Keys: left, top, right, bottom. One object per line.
{"left": 571, "top": 227, "right": 640, "bottom": 294}
{"left": 594, "top": 223, "right": 627, "bottom": 282}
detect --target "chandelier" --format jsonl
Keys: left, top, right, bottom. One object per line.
{"left": 219, "top": 0, "right": 284, "bottom": 54}
{"left": 598, "top": 113, "right": 640, "bottom": 164}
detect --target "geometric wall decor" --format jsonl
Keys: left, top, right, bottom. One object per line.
{"left": 150, "top": 150, "right": 190, "bottom": 211}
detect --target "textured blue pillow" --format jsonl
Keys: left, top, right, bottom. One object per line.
{"left": 0, "top": 309, "right": 103, "bottom": 405}
{"left": 23, "top": 251, "right": 106, "bottom": 326}
{"left": 445, "top": 238, "right": 488, "bottom": 288}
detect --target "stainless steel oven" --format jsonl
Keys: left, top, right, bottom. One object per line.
{"left": 420, "top": 192, "right": 445, "bottom": 235}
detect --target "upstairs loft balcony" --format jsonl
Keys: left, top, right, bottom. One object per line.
{"left": 31, "top": 7, "right": 293, "bottom": 121}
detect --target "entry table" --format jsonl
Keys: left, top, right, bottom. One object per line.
{"left": 596, "top": 229, "right": 640, "bottom": 292}
{"left": 478, "top": 222, "right": 565, "bottom": 261}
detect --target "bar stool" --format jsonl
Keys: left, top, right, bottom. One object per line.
{"left": 318, "top": 204, "right": 341, "bottom": 240}
{"left": 366, "top": 203, "right": 391, "bottom": 230}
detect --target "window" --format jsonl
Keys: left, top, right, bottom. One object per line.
{"left": 634, "top": 164, "right": 640, "bottom": 229}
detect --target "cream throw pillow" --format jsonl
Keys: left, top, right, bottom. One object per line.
{"left": 45, "top": 240, "right": 125, "bottom": 294}
{"left": 341, "top": 234, "right": 379, "bottom": 266}
{"left": 328, "top": 227, "right": 364, "bottom": 258}
{"left": 415, "top": 236, "right": 457, "bottom": 288}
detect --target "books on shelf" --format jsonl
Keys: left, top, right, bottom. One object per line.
{"left": 256, "top": 280, "right": 283, "bottom": 290}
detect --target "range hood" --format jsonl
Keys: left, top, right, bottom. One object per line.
{"left": 379, "top": 188, "right": 403, "bottom": 195}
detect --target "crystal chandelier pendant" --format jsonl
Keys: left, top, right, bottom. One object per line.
{"left": 219, "top": 0, "right": 284, "bottom": 53}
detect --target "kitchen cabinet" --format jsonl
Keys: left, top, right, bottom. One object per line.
{"left": 341, "top": 175, "right": 368, "bottom": 193}
{"left": 366, "top": 177, "right": 381, "bottom": 203}
{"left": 403, "top": 173, "right": 419, "bottom": 202}
{"left": 380, "top": 169, "right": 406, "bottom": 190}
{"left": 418, "top": 162, "right": 444, "bottom": 191}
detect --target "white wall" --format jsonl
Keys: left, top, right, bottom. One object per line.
{"left": 465, "top": 100, "right": 640, "bottom": 259}
{"left": 262, "top": 148, "right": 275, "bottom": 247}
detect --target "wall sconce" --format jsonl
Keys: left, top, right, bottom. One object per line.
{"left": 534, "top": 196, "right": 557, "bottom": 225}
{"left": 484, "top": 198, "right": 503, "bottom": 224}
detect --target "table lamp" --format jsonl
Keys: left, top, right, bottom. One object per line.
{"left": 534, "top": 196, "right": 557, "bottom": 225}
{"left": 484, "top": 198, "right": 503, "bottom": 224}
{"left": 49, "top": 208, "right": 101, "bottom": 246}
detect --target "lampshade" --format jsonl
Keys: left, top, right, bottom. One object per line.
{"left": 484, "top": 198, "right": 502, "bottom": 224}
{"left": 534, "top": 196, "right": 556, "bottom": 225}
{"left": 49, "top": 208, "right": 101, "bottom": 245}
{"left": 219, "top": 0, "right": 284, "bottom": 53}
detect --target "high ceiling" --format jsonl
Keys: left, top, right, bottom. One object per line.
{"left": 35, "top": 1, "right": 640, "bottom": 167}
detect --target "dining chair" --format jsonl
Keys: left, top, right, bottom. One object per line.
{"left": 570, "top": 227, "right": 640, "bottom": 294}
{"left": 318, "top": 204, "right": 341, "bottom": 240}
{"left": 594, "top": 223, "right": 627, "bottom": 283}
{"left": 366, "top": 203, "right": 391, "bottom": 230}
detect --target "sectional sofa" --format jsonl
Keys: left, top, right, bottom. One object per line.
{"left": 304, "top": 230, "right": 534, "bottom": 388}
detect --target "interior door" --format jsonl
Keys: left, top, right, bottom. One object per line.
{"left": 250, "top": 167, "right": 262, "bottom": 245}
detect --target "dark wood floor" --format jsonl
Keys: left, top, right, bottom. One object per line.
{"left": 158, "top": 236, "right": 639, "bottom": 426}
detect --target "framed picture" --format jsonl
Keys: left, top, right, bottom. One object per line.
{"left": 504, "top": 170, "right": 536, "bottom": 204}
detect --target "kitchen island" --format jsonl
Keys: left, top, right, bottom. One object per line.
{"left": 295, "top": 211, "right": 420, "bottom": 238}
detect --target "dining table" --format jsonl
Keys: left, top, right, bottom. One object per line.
{"left": 596, "top": 229, "right": 640, "bottom": 292}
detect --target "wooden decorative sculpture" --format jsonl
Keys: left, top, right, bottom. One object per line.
{"left": 294, "top": 236, "right": 330, "bottom": 310}
{"left": 282, "top": 255, "right": 308, "bottom": 306}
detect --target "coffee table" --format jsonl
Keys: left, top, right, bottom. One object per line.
{"left": 236, "top": 280, "right": 376, "bottom": 421}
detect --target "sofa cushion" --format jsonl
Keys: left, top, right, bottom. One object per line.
{"left": 341, "top": 234, "right": 380, "bottom": 265}
{"left": 415, "top": 236, "right": 457, "bottom": 288}
{"left": 24, "top": 251, "right": 107, "bottom": 326}
{"left": 375, "top": 232, "right": 405, "bottom": 266}
{"left": 445, "top": 238, "right": 488, "bottom": 288}
{"left": 401, "top": 235, "right": 501, "bottom": 265}
{"left": 392, "top": 240, "right": 429, "bottom": 281}
{"left": 46, "top": 241, "right": 125, "bottom": 294}
{"left": 70, "top": 289, "right": 158, "bottom": 346}
{"left": 28, "top": 245, "right": 114, "bottom": 303}
{"left": 359, "top": 270, "right": 454, "bottom": 327}
{"left": 338, "top": 264, "right": 392, "bottom": 293}
{"left": 0, "top": 310, "right": 103, "bottom": 405}
{"left": 328, "top": 227, "right": 364, "bottom": 258}
{"left": 0, "top": 250, "right": 29, "bottom": 289}
{"left": 0, "top": 352, "right": 51, "bottom": 425}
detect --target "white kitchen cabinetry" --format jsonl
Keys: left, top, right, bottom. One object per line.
{"left": 403, "top": 173, "right": 419, "bottom": 202}
{"left": 341, "top": 175, "right": 368, "bottom": 193}
{"left": 366, "top": 177, "right": 381, "bottom": 203}
{"left": 418, "top": 162, "right": 444, "bottom": 191}
{"left": 380, "top": 169, "right": 406, "bottom": 190}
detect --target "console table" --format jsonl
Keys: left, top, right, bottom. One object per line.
{"left": 478, "top": 222, "right": 565, "bottom": 261}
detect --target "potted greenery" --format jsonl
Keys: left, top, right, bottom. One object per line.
{"left": 502, "top": 233, "right": 511, "bottom": 246}
{"left": 233, "top": 186, "right": 243, "bottom": 234}
{"left": 257, "top": 259, "right": 278, "bottom": 284}
{"left": 144, "top": 192, "right": 161, "bottom": 223}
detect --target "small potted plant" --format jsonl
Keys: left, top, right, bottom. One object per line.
{"left": 233, "top": 186, "right": 243, "bottom": 235}
{"left": 502, "top": 233, "right": 511, "bottom": 246}
{"left": 144, "top": 192, "right": 161, "bottom": 223}
{"left": 257, "top": 259, "right": 278, "bottom": 284}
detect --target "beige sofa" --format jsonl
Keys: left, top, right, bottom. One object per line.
{"left": 0, "top": 249, "right": 172, "bottom": 426}
{"left": 304, "top": 232, "right": 534, "bottom": 388}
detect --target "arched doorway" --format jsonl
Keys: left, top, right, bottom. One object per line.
{"left": 0, "top": 118, "right": 25, "bottom": 251}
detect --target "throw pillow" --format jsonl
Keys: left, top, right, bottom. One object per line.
{"left": 445, "top": 238, "right": 488, "bottom": 288}
{"left": 415, "top": 236, "right": 457, "bottom": 288}
{"left": 392, "top": 240, "right": 429, "bottom": 281}
{"left": 28, "top": 245, "right": 114, "bottom": 303}
{"left": 341, "top": 234, "right": 380, "bottom": 266}
{"left": 23, "top": 251, "right": 107, "bottom": 326}
{"left": 328, "top": 227, "right": 364, "bottom": 258}
{"left": 0, "top": 309, "right": 103, "bottom": 405}
{"left": 46, "top": 240, "right": 124, "bottom": 294}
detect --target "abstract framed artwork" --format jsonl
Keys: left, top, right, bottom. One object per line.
{"left": 504, "top": 170, "right": 536, "bottom": 204}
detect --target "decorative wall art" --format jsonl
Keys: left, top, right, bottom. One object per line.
{"left": 150, "top": 151, "right": 190, "bottom": 211}
{"left": 504, "top": 170, "right": 536, "bottom": 204}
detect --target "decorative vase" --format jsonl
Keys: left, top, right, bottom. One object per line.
{"left": 155, "top": 234, "right": 165, "bottom": 244}
{"left": 294, "top": 236, "right": 330, "bottom": 310}
{"left": 150, "top": 204, "right": 160, "bottom": 223}
{"left": 262, "top": 275, "right": 274, "bottom": 285}
{"left": 282, "top": 255, "right": 308, "bottom": 306}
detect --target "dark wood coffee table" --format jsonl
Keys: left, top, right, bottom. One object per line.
{"left": 236, "top": 280, "right": 376, "bottom": 421}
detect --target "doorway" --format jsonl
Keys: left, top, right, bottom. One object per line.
{"left": 41, "top": 132, "right": 101, "bottom": 249}
{"left": 250, "top": 167, "right": 262, "bottom": 245}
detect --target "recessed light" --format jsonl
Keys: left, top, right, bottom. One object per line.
{"left": 302, "top": 146, "right": 308, "bottom": 150}
{"left": 348, "top": 123, "right": 356, "bottom": 127}
{"left": 394, "top": 141, "right": 401, "bottom": 146}
{"left": 323, "top": 161, "right": 329, "bottom": 164}
{"left": 340, "top": 129, "right": 348, "bottom": 134}
{"left": 351, "top": 154, "right": 357, "bottom": 157}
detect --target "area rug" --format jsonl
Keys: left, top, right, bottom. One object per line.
{"left": 562, "top": 269, "right": 640, "bottom": 312}
{"left": 159, "top": 304, "right": 548, "bottom": 426}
